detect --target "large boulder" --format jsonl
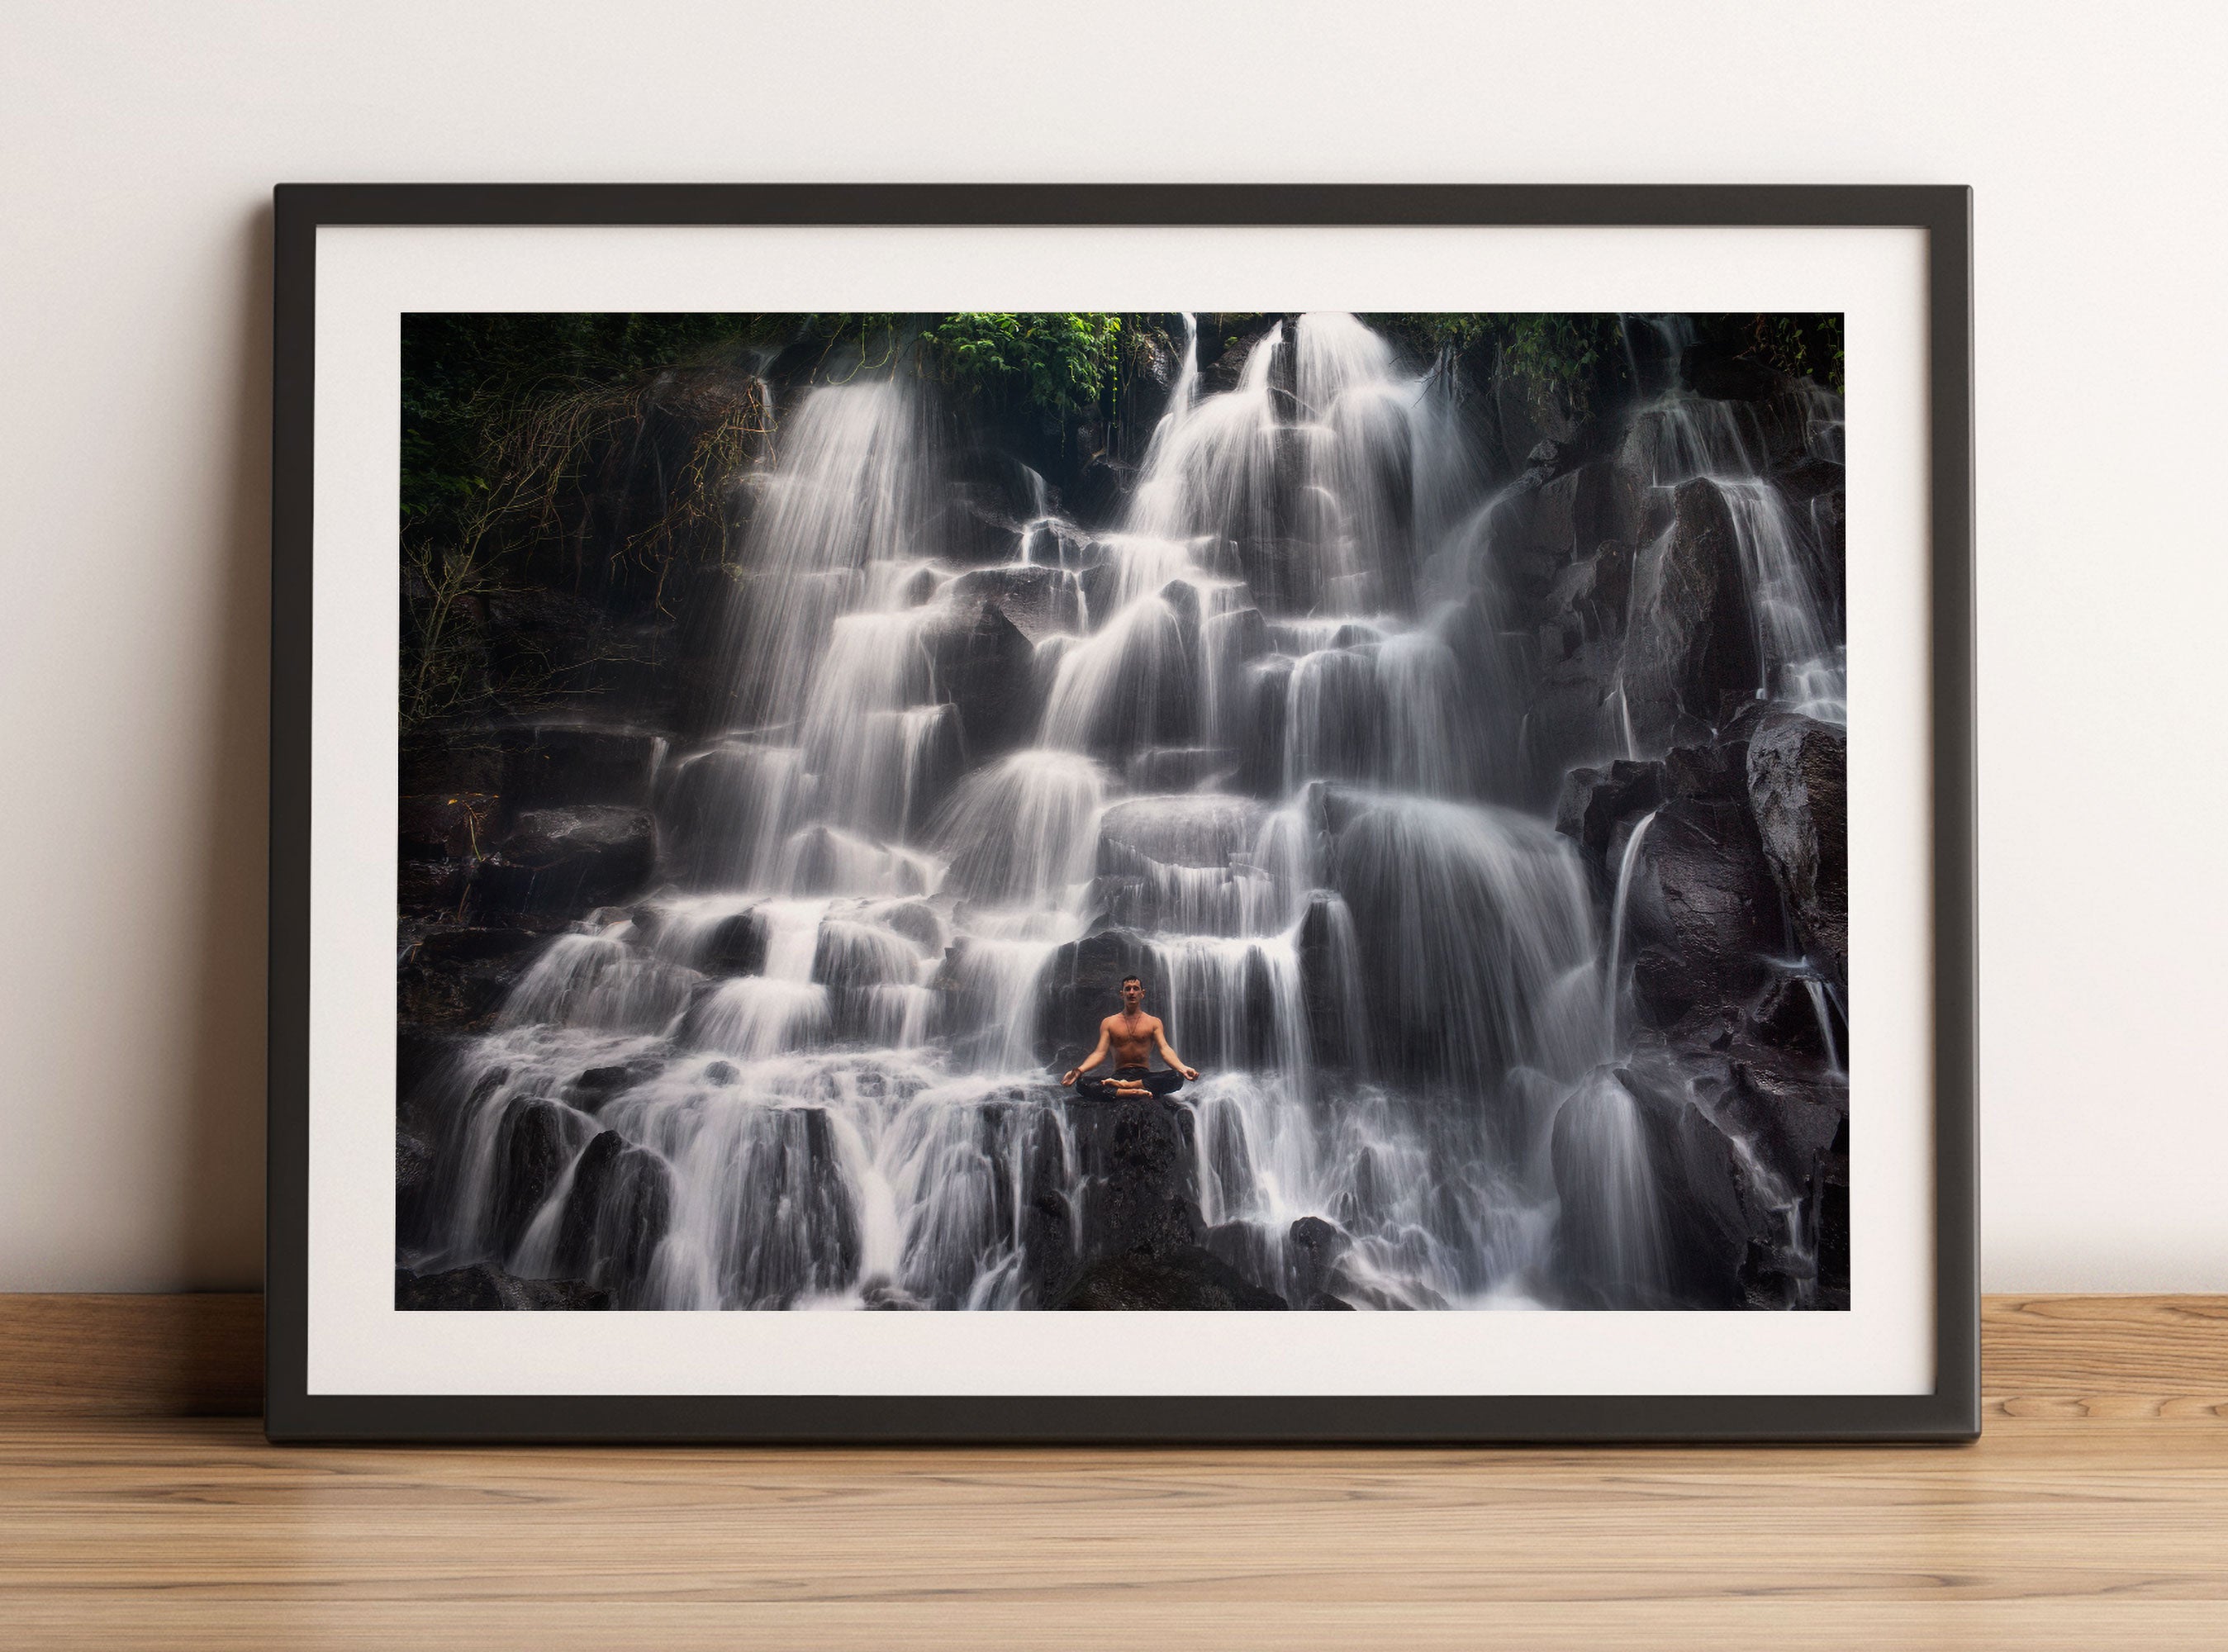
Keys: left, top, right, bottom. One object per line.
{"left": 1067, "top": 1095, "right": 1204, "bottom": 1265}
{"left": 1056, "top": 1247, "right": 1287, "bottom": 1309}
{"left": 925, "top": 598, "right": 1038, "bottom": 762}
{"left": 697, "top": 911, "right": 768, "bottom": 977}
{"left": 945, "top": 565, "right": 1085, "bottom": 643}
{"left": 1284, "top": 1214, "right": 1350, "bottom": 1306}
{"left": 553, "top": 1130, "right": 674, "bottom": 1303}
{"left": 474, "top": 806, "right": 656, "bottom": 919}
{"left": 395, "top": 1262, "right": 612, "bottom": 1311}
{"left": 1622, "top": 795, "right": 1781, "bottom": 1027}
{"left": 1575, "top": 1035, "right": 1850, "bottom": 1311}
{"left": 564, "top": 1056, "right": 663, "bottom": 1114}
{"left": 489, "top": 1096, "right": 585, "bottom": 1257}
{"left": 1620, "top": 479, "right": 1760, "bottom": 749}
{"left": 1746, "top": 714, "right": 1848, "bottom": 989}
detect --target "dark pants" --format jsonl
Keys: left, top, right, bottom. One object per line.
{"left": 1077, "top": 1065, "right": 1186, "bottom": 1102}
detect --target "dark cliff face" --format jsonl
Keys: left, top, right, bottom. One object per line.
{"left": 395, "top": 314, "right": 1849, "bottom": 1314}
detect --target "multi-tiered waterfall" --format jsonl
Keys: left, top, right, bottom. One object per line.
{"left": 403, "top": 311, "right": 1850, "bottom": 1312}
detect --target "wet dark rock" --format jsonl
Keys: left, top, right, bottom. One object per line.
{"left": 395, "top": 1262, "right": 611, "bottom": 1311}
{"left": 1530, "top": 462, "right": 1641, "bottom": 567}
{"left": 567, "top": 1059, "right": 659, "bottom": 1112}
{"left": 474, "top": 805, "right": 656, "bottom": 919}
{"left": 1307, "top": 1292, "right": 1356, "bottom": 1310}
{"left": 1068, "top": 1095, "right": 1204, "bottom": 1265}
{"left": 1746, "top": 713, "right": 1848, "bottom": 989}
{"left": 1745, "top": 974, "right": 1836, "bottom": 1063}
{"left": 938, "top": 499, "right": 1028, "bottom": 571}
{"left": 397, "top": 857, "right": 470, "bottom": 919}
{"left": 397, "top": 925, "right": 550, "bottom": 1031}
{"left": 1056, "top": 1246, "right": 1287, "bottom": 1310}
{"left": 497, "top": 724, "right": 664, "bottom": 811}
{"left": 946, "top": 565, "right": 1085, "bottom": 643}
{"left": 1197, "top": 314, "right": 1285, "bottom": 393}
{"left": 1551, "top": 1070, "right": 1745, "bottom": 1310}
{"left": 1020, "top": 1190, "right": 1076, "bottom": 1306}
{"left": 1664, "top": 729, "right": 1757, "bottom": 806}
{"left": 553, "top": 1130, "right": 674, "bottom": 1302}
{"left": 491, "top": 1097, "right": 579, "bottom": 1256}
{"left": 1285, "top": 1215, "right": 1350, "bottom": 1306}
{"left": 1541, "top": 539, "right": 1635, "bottom": 653}
{"left": 1620, "top": 480, "right": 1760, "bottom": 749}
{"left": 1599, "top": 1037, "right": 1851, "bottom": 1311}
{"left": 698, "top": 911, "right": 767, "bottom": 976}
{"left": 1555, "top": 759, "right": 1666, "bottom": 879}
{"left": 1622, "top": 795, "right": 1781, "bottom": 1027}
{"left": 1201, "top": 1218, "right": 1278, "bottom": 1295}
{"left": 926, "top": 598, "right": 1038, "bottom": 762}
{"left": 1061, "top": 455, "right": 1135, "bottom": 528}
{"left": 726, "top": 1106, "right": 862, "bottom": 1307}
{"left": 1205, "top": 602, "right": 1271, "bottom": 664}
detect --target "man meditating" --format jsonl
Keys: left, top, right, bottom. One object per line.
{"left": 1062, "top": 975, "right": 1200, "bottom": 1100}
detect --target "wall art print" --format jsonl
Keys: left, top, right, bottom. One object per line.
{"left": 393, "top": 306, "right": 1853, "bottom": 1318}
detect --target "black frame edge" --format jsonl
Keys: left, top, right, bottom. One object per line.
{"left": 265, "top": 183, "right": 1979, "bottom": 1446}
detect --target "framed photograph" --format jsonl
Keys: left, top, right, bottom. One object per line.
{"left": 268, "top": 184, "right": 1974, "bottom": 1442}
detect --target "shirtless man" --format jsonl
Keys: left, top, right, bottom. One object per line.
{"left": 1061, "top": 975, "right": 1200, "bottom": 1100}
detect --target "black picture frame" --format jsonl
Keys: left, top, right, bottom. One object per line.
{"left": 268, "top": 183, "right": 1976, "bottom": 1444}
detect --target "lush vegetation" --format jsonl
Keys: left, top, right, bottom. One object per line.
{"left": 924, "top": 312, "right": 1124, "bottom": 418}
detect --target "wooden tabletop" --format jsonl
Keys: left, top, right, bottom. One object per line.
{"left": 2, "top": 1294, "right": 2225, "bottom": 1649}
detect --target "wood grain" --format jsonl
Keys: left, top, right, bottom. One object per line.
{"left": 1, "top": 1296, "right": 2224, "bottom": 1648}
{"left": 0, "top": 1293, "right": 260, "bottom": 1415}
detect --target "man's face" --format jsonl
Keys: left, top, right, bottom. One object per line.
{"left": 1121, "top": 979, "right": 1143, "bottom": 1011}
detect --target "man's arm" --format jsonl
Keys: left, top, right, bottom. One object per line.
{"left": 1152, "top": 1018, "right": 1198, "bottom": 1081}
{"left": 1061, "top": 1019, "right": 1114, "bottom": 1087}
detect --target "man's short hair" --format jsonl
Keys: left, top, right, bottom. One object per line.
{"left": 1120, "top": 975, "right": 1143, "bottom": 987}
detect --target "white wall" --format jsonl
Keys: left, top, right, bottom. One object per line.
{"left": 2, "top": 2, "right": 2221, "bottom": 1292}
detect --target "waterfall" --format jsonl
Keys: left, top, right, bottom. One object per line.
{"left": 1553, "top": 1070, "right": 1669, "bottom": 1304}
{"left": 409, "top": 311, "right": 1839, "bottom": 1313}
{"left": 1622, "top": 373, "right": 1847, "bottom": 725}
{"left": 1601, "top": 809, "right": 1660, "bottom": 1045}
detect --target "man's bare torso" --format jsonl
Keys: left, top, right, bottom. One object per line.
{"left": 1104, "top": 1011, "right": 1163, "bottom": 1068}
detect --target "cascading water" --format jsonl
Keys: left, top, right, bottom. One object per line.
{"left": 409, "top": 311, "right": 1845, "bottom": 1312}
{"left": 1624, "top": 368, "right": 1847, "bottom": 724}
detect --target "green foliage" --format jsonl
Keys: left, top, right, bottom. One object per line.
{"left": 399, "top": 313, "right": 781, "bottom": 731}
{"left": 925, "top": 313, "right": 1123, "bottom": 419}
{"left": 1371, "top": 312, "right": 1627, "bottom": 418}
{"left": 1751, "top": 313, "right": 1845, "bottom": 396}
